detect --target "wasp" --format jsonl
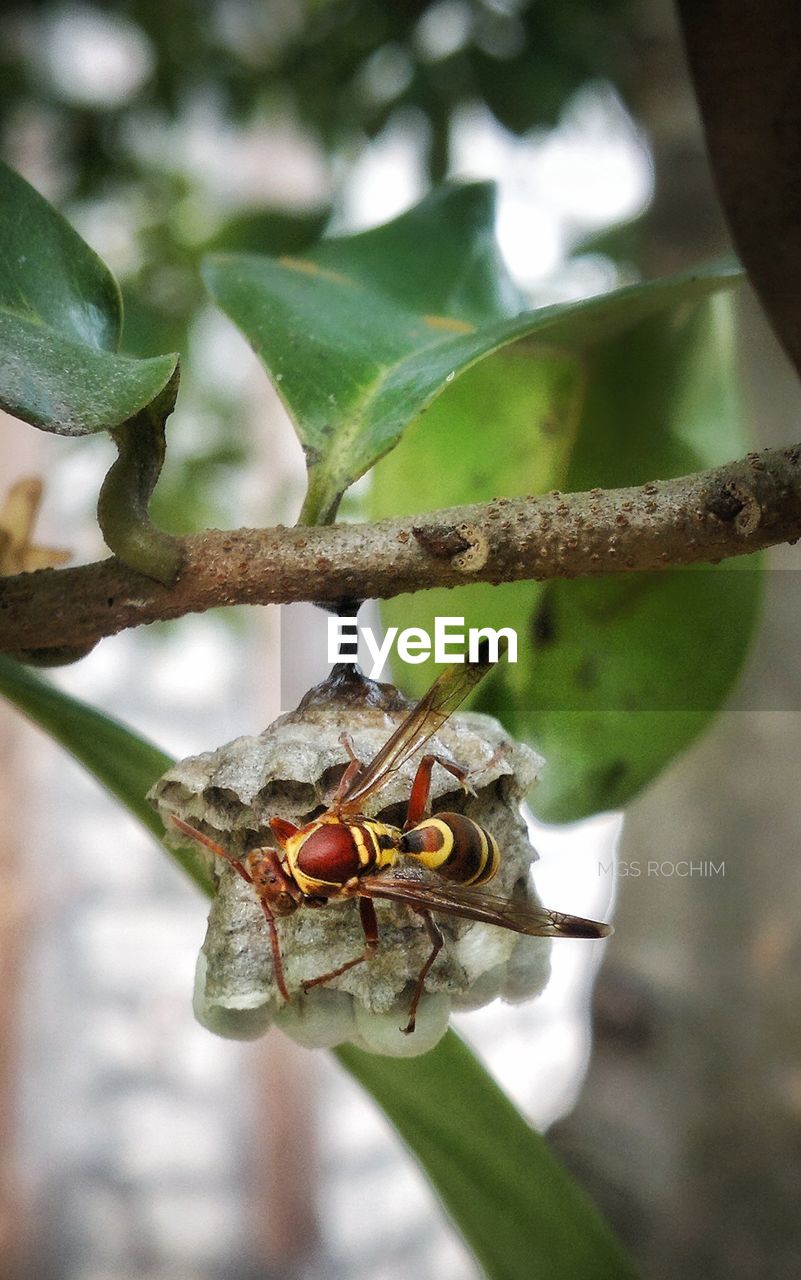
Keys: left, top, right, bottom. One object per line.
{"left": 171, "top": 649, "right": 612, "bottom": 1033}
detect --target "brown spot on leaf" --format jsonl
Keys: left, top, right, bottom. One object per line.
{"left": 423, "top": 314, "right": 475, "bottom": 334}
{"left": 279, "top": 256, "right": 354, "bottom": 287}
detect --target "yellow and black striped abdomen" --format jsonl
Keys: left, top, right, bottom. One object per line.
{"left": 400, "top": 813, "right": 500, "bottom": 886}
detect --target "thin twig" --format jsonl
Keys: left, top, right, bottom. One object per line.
{"left": 1, "top": 444, "right": 800, "bottom": 655}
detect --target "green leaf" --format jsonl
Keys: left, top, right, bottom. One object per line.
{"left": 469, "top": 3, "right": 630, "bottom": 137}
{"left": 511, "top": 564, "right": 761, "bottom": 820}
{"left": 0, "top": 657, "right": 635, "bottom": 1274}
{"left": 202, "top": 183, "right": 524, "bottom": 524}
{"left": 204, "top": 205, "right": 332, "bottom": 257}
{"left": 0, "top": 655, "right": 212, "bottom": 893}
{"left": 372, "top": 285, "right": 761, "bottom": 820}
{"left": 302, "top": 184, "right": 525, "bottom": 322}
{"left": 337, "top": 1031, "right": 638, "bottom": 1280}
{"left": 0, "top": 161, "right": 177, "bottom": 434}
{"left": 202, "top": 183, "right": 742, "bottom": 525}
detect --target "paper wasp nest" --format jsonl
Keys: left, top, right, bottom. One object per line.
{"left": 149, "top": 668, "right": 549, "bottom": 1058}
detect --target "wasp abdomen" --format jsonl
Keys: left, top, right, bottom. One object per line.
{"left": 401, "top": 813, "right": 500, "bottom": 886}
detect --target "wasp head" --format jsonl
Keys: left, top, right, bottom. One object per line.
{"left": 247, "top": 850, "right": 302, "bottom": 917}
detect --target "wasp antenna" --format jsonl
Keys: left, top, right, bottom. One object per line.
{"left": 169, "top": 815, "right": 254, "bottom": 885}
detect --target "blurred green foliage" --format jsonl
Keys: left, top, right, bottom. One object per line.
{"left": 1, "top": 1, "right": 634, "bottom": 187}
{"left": 0, "top": 0, "right": 636, "bottom": 533}
{"left": 0, "top": 0, "right": 633, "bottom": 343}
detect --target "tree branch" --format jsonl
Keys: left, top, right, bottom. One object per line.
{"left": 1, "top": 444, "right": 800, "bottom": 655}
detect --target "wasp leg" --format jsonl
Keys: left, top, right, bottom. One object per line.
{"left": 302, "top": 896, "right": 378, "bottom": 991}
{"left": 339, "top": 731, "right": 361, "bottom": 764}
{"left": 252, "top": 892, "right": 289, "bottom": 1004}
{"left": 170, "top": 818, "right": 292, "bottom": 1004}
{"left": 331, "top": 733, "right": 365, "bottom": 807}
{"left": 403, "top": 909, "right": 444, "bottom": 1034}
{"left": 404, "top": 754, "right": 472, "bottom": 830}
{"left": 248, "top": 847, "right": 292, "bottom": 1004}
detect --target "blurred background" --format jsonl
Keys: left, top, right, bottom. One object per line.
{"left": 1, "top": 1, "right": 801, "bottom": 1277}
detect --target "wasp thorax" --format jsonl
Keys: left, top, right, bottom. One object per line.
{"left": 148, "top": 665, "right": 549, "bottom": 1059}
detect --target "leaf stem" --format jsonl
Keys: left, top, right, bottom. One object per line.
{"left": 296, "top": 467, "right": 341, "bottom": 527}
{"left": 96, "top": 375, "right": 183, "bottom": 585}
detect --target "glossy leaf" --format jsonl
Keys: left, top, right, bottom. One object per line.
{"left": 338, "top": 1031, "right": 638, "bottom": 1280}
{"left": 372, "top": 285, "right": 760, "bottom": 820}
{"left": 203, "top": 183, "right": 742, "bottom": 524}
{"left": 204, "top": 205, "right": 332, "bottom": 257}
{"left": 0, "top": 161, "right": 177, "bottom": 434}
{"left": 0, "top": 656, "right": 212, "bottom": 893}
{"left": 0, "top": 657, "right": 636, "bottom": 1276}
{"left": 203, "top": 183, "right": 522, "bottom": 522}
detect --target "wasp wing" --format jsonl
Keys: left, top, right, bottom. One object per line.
{"left": 336, "top": 643, "right": 500, "bottom": 813}
{"left": 356, "top": 874, "right": 613, "bottom": 938}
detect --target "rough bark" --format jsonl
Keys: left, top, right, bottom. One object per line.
{"left": 2, "top": 444, "right": 800, "bottom": 655}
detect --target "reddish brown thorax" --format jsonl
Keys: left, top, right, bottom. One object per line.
{"left": 275, "top": 814, "right": 400, "bottom": 897}
{"left": 294, "top": 821, "right": 363, "bottom": 884}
